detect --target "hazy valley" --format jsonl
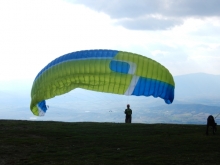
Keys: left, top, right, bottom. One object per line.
{"left": 1, "top": 73, "right": 220, "bottom": 124}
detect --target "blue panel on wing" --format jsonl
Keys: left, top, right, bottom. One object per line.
{"left": 132, "top": 77, "right": 174, "bottom": 103}
{"left": 37, "top": 100, "right": 47, "bottom": 113}
{"left": 110, "top": 60, "right": 130, "bottom": 74}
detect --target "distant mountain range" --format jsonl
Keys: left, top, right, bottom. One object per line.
{"left": 174, "top": 73, "right": 220, "bottom": 105}
{"left": 1, "top": 73, "right": 220, "bottom": 124}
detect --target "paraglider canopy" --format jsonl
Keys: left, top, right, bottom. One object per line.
{"left": 30, "top": 49, "right": 175, "bottom": 116}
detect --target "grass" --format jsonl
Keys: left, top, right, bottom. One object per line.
{"left": 0, "top": 120, "right": 219, "bottom": 165}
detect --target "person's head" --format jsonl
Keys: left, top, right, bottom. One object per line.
{"left": 127, "top": 104, "right": 130, "bottom": 108}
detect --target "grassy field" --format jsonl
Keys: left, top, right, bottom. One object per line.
{"left": 0, "top": 120, "right": 219, "bottom": 165}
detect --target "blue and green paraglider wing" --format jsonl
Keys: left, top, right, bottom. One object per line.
{"left": 30, "top": 49, "right": 175, "bottom": 116}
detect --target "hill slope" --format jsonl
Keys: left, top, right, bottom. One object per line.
{"left": 0, "top": 120, "right": 220, "bottom": 165}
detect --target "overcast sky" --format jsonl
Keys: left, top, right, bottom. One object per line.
{"left": 1, "top": 0, "right": 220, "bottom": 82}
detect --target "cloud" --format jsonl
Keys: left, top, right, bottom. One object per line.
{"left": 69, "top": 0, "right": 220, "bottom": 30}
{"left": 115, "top": 16, "right": 183, "bottom": 30}
{"left": 0, "top": 0, "right": 220, "bottom": 80}
{"left": 190, "top": 21, "right": 220, "bottom": 37}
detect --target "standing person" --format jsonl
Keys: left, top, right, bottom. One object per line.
{"left": 206, "top": 115, "right": 217, "bottom": 135}
{"left": 124, "top": 104, "right": 132, "bottom": 123}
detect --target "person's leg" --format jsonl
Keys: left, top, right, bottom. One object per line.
{"left": 128, "top": 116, "right": 131, "bottom": 123}
{"left": 206, "top": 125, "right": 209, "bottom": 135}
